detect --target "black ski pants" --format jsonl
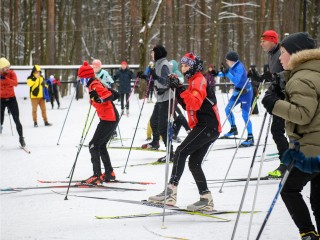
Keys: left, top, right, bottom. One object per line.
{"left": 271, "top": 115, "right": 289, "bottom": 159}
{"left": 150, "top": 100, "right": 171, "bottom": 146}
{"left": 169, "top": 124, "right": 220, "bottom": 194}
{"left": 0, "top": 97, "right": 23, "bottom": 137}
{"left": 120, "top": 93, "right": 129, "bottom": 110}
{"left": 88, "top": 117, "right": 118, "bottom": 176}
{"left": 281, "top": 168, "right": 320, "bottom": 234}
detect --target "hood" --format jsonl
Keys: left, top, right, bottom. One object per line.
{"left": 288, "top": 49, "right": 320, "bottom": 73}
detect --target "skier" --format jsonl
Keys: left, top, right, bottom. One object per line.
{"left": 0, "top": 57, "right": 26, "bottom": 147}
{"left": 141, "top": 45, "right": 173, "bottom": 156}
{"left": 27, "top": 65, "right": 52, "bottom": 127}
{"left": 260, "top": 30, "right": 289, "bottom": 178}
{"left": 148, "top": 53, "right": 221, "bottom": 211}
{"left": 92, "top": 59, "right": 114, "bottom": 89}
{"left": 219, "top": 51, "right": 254, "bottom": 147}
{"left": 47, "top": 75, "right": 61, "bottom": 109}
{"left": 77, "top": 61, "right": 120, "bottom": 185}
{"left": 113, "top": 61, "right": 134, "bottom": 116}
{"left": 262, "top": 32, "right": 320, "bottom": 240}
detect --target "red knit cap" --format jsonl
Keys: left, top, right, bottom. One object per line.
{"left": 261, "top": 30, "right": 278, "bottom": 44}
{"left": 78, "top": 61, "right": 94, "bottom": 78}
{"left": 121, "top": 61, "right": 128, "bottom": 66}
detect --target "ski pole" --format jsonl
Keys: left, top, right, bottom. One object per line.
{"left": 65, "top": 110, "right": 96, "bottom": 200}
{"left": 117, "top": 125, "right": 124, "bottom": 146}
{"left": 67, "top": 103, "right": 92, "bottom": 178}
{"left": 161, "top": 88, "right": 176, "bottom": 229}
{"left": 57, "top": 80, "right": 79, "bottom": 145}
{"left": 247, "top": 114, "right": 272, "bottom": 240}
{"left": 230, "top": 111, "right": 269, "bottom": 240}
{"left": 8, "top": 109, "right": 13, "bottom": 136}
{"left": 218, "top": 81, "right": 266, "bottom": 193}
{"left": 123, "top": 76, "right": 153, "bottom": 173}
{"left": 255, "top": 142, "right": 300, "bottom": 240}
{"left": 204, "top": 77, "right": 250, "bottom": 161}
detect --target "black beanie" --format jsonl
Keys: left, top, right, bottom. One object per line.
{"left": 225, "top": 51, "right": 239, "bottom": 62}
{"left": 280, "top": 32, "right": 315, "bottom": 54}
{"left": 153, "top": 45, "right": 167, "bottom": 61}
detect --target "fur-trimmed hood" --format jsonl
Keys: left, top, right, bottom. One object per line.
{"left": 288, "top": 48, "right": 320, "bottom": 71}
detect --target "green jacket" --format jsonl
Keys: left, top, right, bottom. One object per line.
{"left": 272, "top": 49, "right": 320, "bottom": 157}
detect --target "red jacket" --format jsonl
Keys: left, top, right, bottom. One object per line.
{"left": 88, "top": 79, "right": 117, "bottom": 121}
{"left": 180, "top": 72, "right": 221, "bottom": 131}
{"left": 0, "top": 70, "right": 18, "bottom": 99}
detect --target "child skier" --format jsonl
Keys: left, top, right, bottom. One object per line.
{"left": 148, "top": 53, "right": 221, "bottom": 211}
{"left": 77, "top": 61, "right": 119, "bottom": 184}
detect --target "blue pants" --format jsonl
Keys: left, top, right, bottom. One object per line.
{"left": 225, "top": 89, "right": 253, "bottom": 134}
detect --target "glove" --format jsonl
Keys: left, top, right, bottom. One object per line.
{"left": 282, "top": 149, "right": 320, "bottom": 174}
{"left": 262, "top": 71, "right": 273, "bottom": 82}
{"left": 166, "top": 74, "right": 180, "bottom": 89}
{"left": 109, "top": 88, "right": 120, "bottom": 101}
{"left": 137, "top": 71, "right": 144, "bottom": 79}
{"left": 220, "top": 63, "right": 229, "bottom": 74}
{"left": 268, "top": 81, "right": 285, "bottom": 100}
{"left": 89, "top": 89, "right": 102, "bottom": 103}
{"left": 0, "top": 75, "right": 5, "bottom": 80}
{"left": 217, "top": 72, "right": 224, "bottom": 77}
{"left": 261, "top": 90, "right": 279, "bottom": 114}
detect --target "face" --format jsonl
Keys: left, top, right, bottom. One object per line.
{"left": 225, "top": 59, "right": 233, "bottom": 67}
{"left": 34, "top": 71, "right": 40, "bottom": 77}
{"left": 92, "top": 65, "right": 101, "bottom": 73}
{"left": 208, "top": 67, "right": 213, "bottom": 71}
{"left": 0, "top": 66, "right": 10, "bottom": 74}
{"left": 121, "top": 64, "right": 127, "bottom": 70}
{"left": 279, "top": 46, "right": 291, "bottom": 70}
{"left": 260, "top": 40, "right": 276, "bottom": 52}
{"left": 150, "top": 51, "right": 155, "bottom": 61}
{"left": 181, "top": 63, "right": 190, "bottom": 74}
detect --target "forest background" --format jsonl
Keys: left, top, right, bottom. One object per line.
{"left": 1, "top": 0, "right": 320, "bottom": 96}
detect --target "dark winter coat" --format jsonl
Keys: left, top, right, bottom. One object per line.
{"left": 268, "top": 44, "right": 284, "bottom": 74}
{"left": 113, "top": 68, "right": 134, "bottom": 94}
{"left": 272, "top": 49, "right": 320, "bottom": 157}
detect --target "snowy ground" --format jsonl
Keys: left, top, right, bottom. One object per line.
{"left": 0, "top": 88, "right": 314, "bottom": 240}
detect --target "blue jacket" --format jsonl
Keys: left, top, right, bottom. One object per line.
{"left": 113, "top": 68, "right": 134, "bottom": 94}
{"left": 226, "top": 61, "right": 251, "bottom": 92}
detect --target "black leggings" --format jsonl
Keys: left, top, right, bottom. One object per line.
{"left": 281, "top": 168, "right": 320, "bottom": 233}
{"left": 0, "top": 97, "right": 23, "bottom": 137}
{"left": 169, "top": 125, "right": 219, "bottom": 194}
{"left": 88, "top": 118, "right": 118, "bottom": 176}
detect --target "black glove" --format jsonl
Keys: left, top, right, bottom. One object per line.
{"left": 109, "top": 88, "right": 120, "bottom": 101}
{"left": 137, "top": 71, "right": 145, "bottom": 79}
{"left": 262, "top": 71, "right": 272, "bottom": 82}
{"left": 0, "top": 75, "right": 5, "bottom": 80}
{"left": 262, "top": 90, "right": 279, "bottom": 114}
{"left": 166, "top": 74, "right": 180, "bottom": 89}
{"left": 268, "top": 80, "right": 285, "bottom": 100}
{"left": 220, "top": 63, "right": 229, "bottom": 74}
{"left": 89, "top": 89, "right": 102, "bottom": 103}
{"left": 150, "top": 68, "right": 158, "bottom": 80}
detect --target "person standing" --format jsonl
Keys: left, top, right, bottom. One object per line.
{"left": 78, "top": 61, "right": 120, "bottom": 184}
{"left": 47, "top": 75, "right": 60, "bottom": 109}
{"left": 92, "top": 59, "right": 114, "bottom": 88}
{"left": 27, "top": 65, "right": 52, "bottom": 127}
{"left": 0, "top": 57, "right": 26, "bottom": 147}
{"left": 141, "top": 45, "right": 173, "bottom": 155}
{"left": 113, "top": 61, "right": 134, "bottom": 116}
{"left": 260, "top": 30, "right": 289, "bottom": 178}
{"left": 220, "top": 51, "right": 254, "bottom": 147}
{"left": 262, "top": 32, "right": 320, "bottom": 240}
{"left": 148, "top": 53, "right": 221, "bottom": 211}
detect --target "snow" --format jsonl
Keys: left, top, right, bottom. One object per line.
{"left": 0, "top": 88, "right": 313, "bottom": 240}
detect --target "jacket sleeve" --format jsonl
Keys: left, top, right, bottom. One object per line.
{"left": 157, "top": 65, "right": 170, "bottom": 86}
{"left": 91, "top": 81, "right": 113, "bottom": 102}
{"left": 226, "top": 65, "right": 245, "bottom": 86}
{"left": 180, "top": 77, "right": 206, "bottom": 111}
{"left": 272, "top": 78, "right": 318, "bottom": 125}
{"left": 6, "top": 71, "right": 18, "bottom": 87}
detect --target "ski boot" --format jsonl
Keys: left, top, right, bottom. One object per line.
{"left": 0, "top": 125, "right": 2, "bottom": 134}
{"left": 100, "top": 170, "right": 116, "bottom": 182}
{"left": 19, "top": 137, "right": 26, "bottom": 147}
{"left": 34, "top": 122, "right": 38, "bottom": 127}
{"left": 126, "top": 109, "right": 129, "bottom": 117}
{"left": 300, "top": 231, "right": 320, "bottom": 240}
{"left": 240, "top": 134, "right": 254, "bottom": 147}
{"left": 81, "top": 175, "right": 101, "bottom": 185}
{"left": 148, "top": 184, "right": 177, "bottom": 205}
{"left": 141, "top": 140, "right": 160, "bottom": 150}
{"left": 157, "top": 153, "right": 174, "bottom": 163}
{"left": 187, "top": 191, "right": 214, "bottom": 212}
{"left": 223, "top": 125, "right": 238, "bottom": 138}
{"left": 268, "top": 164, "right": 286, "bottom": 179}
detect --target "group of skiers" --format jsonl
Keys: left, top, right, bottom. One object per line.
{"left": 1, "top": 29, "right": 320, "bottom": 239}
